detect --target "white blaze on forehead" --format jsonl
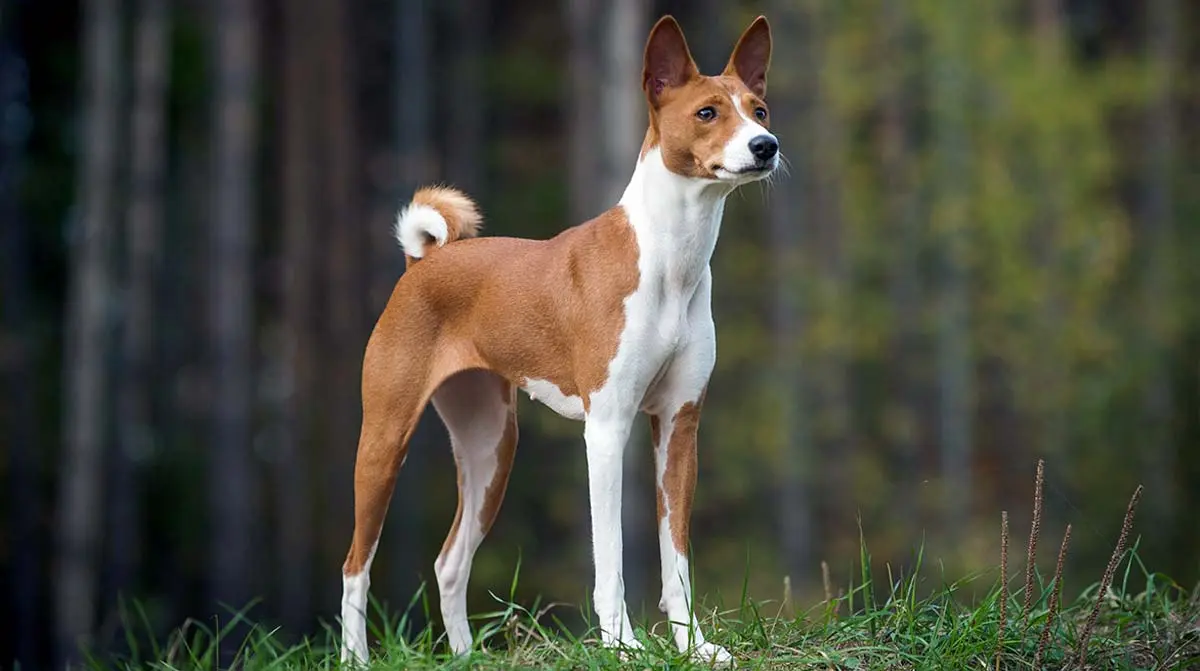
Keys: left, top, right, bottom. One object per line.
{"left": 719, "top": 93, "right": 777, "bottom": 176}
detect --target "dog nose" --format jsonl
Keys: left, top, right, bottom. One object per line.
{"left": 749, "top": 135, "right": 778, "bottom": 161}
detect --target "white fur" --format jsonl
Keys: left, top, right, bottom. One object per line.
{"left": 649, "top": 305, "right": 729, "bottom": 664}
{"left": 340, "top": 541, "right": 378, "bottom": 664}
{"left": 521, "top": 377, "right": 586, "bottom": 421}
{"left": 395, "top": 203, "right": 449, "bottom": 258}
{"left": 714, "top": 94, "right": 779, "bottom": 181}
{"left": 570, "top": 145, "right": 760, "bottom": 663}
{"left": 345, "top": 132, "right": 771, "bottom": 665}
{"left": 431, "top": 370, "right": 511, "bottom": 654}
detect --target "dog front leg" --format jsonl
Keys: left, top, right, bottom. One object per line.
{"left": 652, "top": 398, "right": 733, "bottom": 666}
{"left": 582, "top": 411, "right": 641, "bottom": 652}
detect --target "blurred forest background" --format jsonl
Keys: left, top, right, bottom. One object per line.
{"left": 2, "top": 0, "right": 1198, "bottom": 667}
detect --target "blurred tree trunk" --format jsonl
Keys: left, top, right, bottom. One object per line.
{"left": 676, "top": 0, "right": 722, "bottom": 73}
{"left": 315, "top": 0, "right": 362, "bottom": 608}
{"left": 809, "top": 2, "right": 851, "bottom": 536}
{"left": 1029, "top": 0, "right": 1067, "bottom": 496}
{"left": 56, "top": 0, "right": 121, "bottom": 662}
{"left": 768, "top": 0, "right": 816, "bottom": 581}
{"left": 931, "top": 1, "right": 974, "bottom": 539}
{"left": 275, "top": 0, "right": 317, "bottom": 633}
{"left": 566, "top": 0, "right": 600, "bottom": 222}
{"left": 598, "top": 0, "right": 645, "bottom": 207}
{"left": 1, "top": 19, "right": 39, "bottom": 666}
{"left": 880, "top": 0, "right": 923, "bottom": 539}
{"left": 446, "top": 0, "right": 486, "bottom": 195}
{"left": 209, "top": 0, "right": 258, "bottom": 617}
{"left": 388, "top": 0, "right": 432, "bottom": 611}
{"left": 1032, "top": 0, "right": 1063, "bottom": 51}
{"left": 111, "top": 0, "right": 169, "bottom": 605}
{"left": 162, "top": 100, "right": 211, "bottom": 629}
{"left": 1140, "top": 0, "right": 1178, "bottom": 538}
{"left": 599, "top": 0, "right": 649, "bottom": 605}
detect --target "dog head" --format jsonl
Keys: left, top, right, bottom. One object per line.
{"left": 641, "top": 15, "right": 778, "bottom": 185}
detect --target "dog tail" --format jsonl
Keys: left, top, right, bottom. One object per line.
{"left": 394, "top": 185, "right": 483, "bottom": 263}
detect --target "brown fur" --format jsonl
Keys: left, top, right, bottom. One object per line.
{"left": 657, "top": 396, "right": 704, "bottom": 554}
{"left": 435, "top": 372, "right": 518, "bottom": 559}
{"left": 343, "top": 16, "right": 772, "bottom": 606}
{"left": 640, "top": 16, "right": 772, "bottom": 179}
{"left": 343, "top": 206, "right": 638, "bottom": 575}
{"left": 405, "top": 186, "right": 483, "bottom": 265}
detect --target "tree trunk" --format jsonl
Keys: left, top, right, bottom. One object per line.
{"left": 768, "top": 0, "right": 816, "bottom": 581}
{"left": 1, "top": 21, "right": 39, "bottom": 666}
{"left": 275, "top": 0, "right": 317, "bottom": 633}
{"left": 880, "top": 0, "right": 923, "bottom": 539}
{"left": 209, "top": 0, "right": 258, "bottom": 619}
{"left": 808, "top": 2, "right": 852, "bottom": 535}
{"left": 566, "top": 0, "right": 600, "bottom": 223}
{"left": 1029, "top": 0, "right": 1067, "bottom": 494}
{"left": 677, "top": 0, "right": 723, "bottom": 73}
{"left": 446, "top": 0, "right": 487, "bottom": 195}
{"left": 1140, "top": 0, "right": 1178, "bottom": 541}
{"left": 931, "top": 1, "right": 974, "bottom": 539}
{"left": 316, "top": 0, "right": 362, "bottom": 610}
{"left": 1031, "top": 0, "right": 1063, "bottom": 54}
{"left": 388, "top": 0, "right": 433, "bottom": 613}
{"left": 56, "top": 0, "right": 121, "bottom": 662}
{"left": 600, "top": 0, "right": 649, "bottom": 606}
{"left": 111, "top": 0, "right": 169, "bottom": 607}
{"left": 598, "top": 0, "right": 645, "bottom": 207}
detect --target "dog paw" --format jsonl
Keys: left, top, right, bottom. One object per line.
{"left": 691, "top": 641, "right": 735, "bottom": 667}
{"left": 617, "top": 637, "right": 645, "bottom": 658}
{"left": 601, "top": 635, "right": 645, "bottom": 660}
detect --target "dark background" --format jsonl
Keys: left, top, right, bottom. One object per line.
{"left": 2, "top": 0, "right": 1198, "bottom": 667}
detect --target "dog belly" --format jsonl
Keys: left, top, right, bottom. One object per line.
{"left": 521, "top": 377, "right": 586, "bottom": 421}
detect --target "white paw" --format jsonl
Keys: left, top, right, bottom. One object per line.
{"left": 691, "top": 641, "right": 734, "bottom": 667}
{"left": 339, "top": 644, "right": 367, "bottom": 667}
{"left": 601, "top": 633, "right": 645, "bottom": 659}
{"left": 445, "top": 620, "right": 473, "bottom": 656}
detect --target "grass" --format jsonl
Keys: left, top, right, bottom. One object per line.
{"left": 89, "top": 465, "right": 1200, "bottom": 670}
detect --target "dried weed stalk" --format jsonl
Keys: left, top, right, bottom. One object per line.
{"left": 995, "top": 511, "right": 1009, "bottom": 671}
{"left": 1022, "top": 459, "right": 1045, "bottom": 621}
{"left": 1034, "top": 524, "right": 1071, "bottom": 669}
{"left": 1075, "top": 485, "right": 1143, "bottom": 668}
{"left": 821, "top": 560, "right": 833, "bottom": 606}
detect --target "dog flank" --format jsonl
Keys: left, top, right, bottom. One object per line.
{"left": 340, "top": 15, "right": 776, "bottom": 667}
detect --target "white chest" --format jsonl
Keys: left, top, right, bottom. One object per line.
{"left": 524, "top": 148, "right": 728, "bottom": 422}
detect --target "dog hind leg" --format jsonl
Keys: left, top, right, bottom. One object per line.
{"left": 431, "top": 369, "right": 518, "bottom": 654}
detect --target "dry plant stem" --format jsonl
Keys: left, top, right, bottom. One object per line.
{"left": 995, "top": 511, "right": 1009, "bottom": 671}
{"left": 821, "top": 560, "right": 833, "bottom": 605}
{"left": 1034, "top": 524, "right": 1071, "bottom": 669}
{"left": 1022, "top": 459, "right": 1045, "bottom": 622}
{"left": 1075, "top": 485, "right": 1143, "bottom": 668}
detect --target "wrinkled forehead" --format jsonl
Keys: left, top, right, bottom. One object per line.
{"left": 661, "top": 75, "right": 762, "bottom": 112}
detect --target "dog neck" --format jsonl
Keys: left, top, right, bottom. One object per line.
{"left": 618, "top": 146, "right": 732, "bottom": 294}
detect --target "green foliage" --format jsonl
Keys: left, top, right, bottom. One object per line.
{"left": 91, "top": 540, "right": 1199, "bottom": 670}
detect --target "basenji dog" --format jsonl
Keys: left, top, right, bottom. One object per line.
{"left": 340, "top": 15, "right": 778, "bottom": 666}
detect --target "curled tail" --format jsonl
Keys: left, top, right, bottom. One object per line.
{"left": 394, "top": 186, "right": 483, "bottom": 263}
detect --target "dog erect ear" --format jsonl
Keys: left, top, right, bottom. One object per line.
{"left": 642, "top": 16, "right": 699, "bottom": 105}
{"left": 723, "top": 16, "right": 771, "bottom": 98}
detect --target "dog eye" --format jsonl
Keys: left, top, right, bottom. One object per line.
{"left": 754, "top": 107, "right": 768, "bottom": 121}
{"left": 696, "top": 106, "right": 716, "bottom": 121}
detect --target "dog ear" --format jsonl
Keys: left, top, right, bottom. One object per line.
{"left": 642, "top": 16, "right": 699, "bottom": 106}
{"left": 723, "top": 16, "right": 771, "bottom": 98}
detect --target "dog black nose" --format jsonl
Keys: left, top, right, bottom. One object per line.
{"left": 749, "top": 135, "right": 778, "bottom": 161}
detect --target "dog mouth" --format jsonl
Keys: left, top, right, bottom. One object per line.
{"left": 713, "top": 162, "right": 774, "bottom": 178}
